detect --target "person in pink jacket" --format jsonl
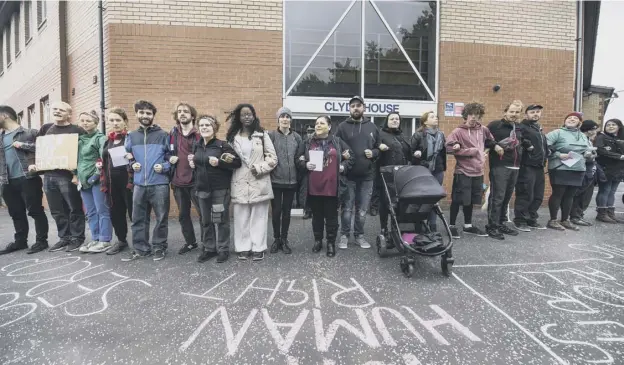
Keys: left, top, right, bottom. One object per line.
{"left": 445, "top": 103, "right": 499, "bottom": 239}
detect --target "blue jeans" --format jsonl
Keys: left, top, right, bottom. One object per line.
{"left": 596, "top": 178, "right": 620, "bottom": 208}
{"left": 43, "top": 175, "right": 85, "bottom": 242}
{"left": 131, "top": 184, "right": 170, "bottom": 255}
{"left": 341, "top": 179, "right": 374, "bottom": 237}
{"left": 80, "top": 184, "right": 112, "bottom": 243}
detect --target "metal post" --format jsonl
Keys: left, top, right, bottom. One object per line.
{"left": 574, "top": 0, "right": 584, "bottom": 111}
{"left": 98, "top": 0, "right": 106, "bottom": 133}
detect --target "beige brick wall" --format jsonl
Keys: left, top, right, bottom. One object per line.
{"left": 103, "top": 0, "right": 282, "bottom": 31}
{"left": 440, "top": 0, "right": 577, "bottom": 50}
{"left": 582, "top": 92, "right": 606, "bottom": 125}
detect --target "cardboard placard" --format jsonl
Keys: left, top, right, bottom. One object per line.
{"left": 35, "top": 134, "right": 79, "bottom": 171}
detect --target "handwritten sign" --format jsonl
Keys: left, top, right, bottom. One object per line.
{"left": 35, "top": 134, "right": 79, "bottom": 171}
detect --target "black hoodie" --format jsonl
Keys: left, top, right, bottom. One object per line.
{"left": 519, "top": 119, "right": 548, "bottom": 167}
{"left": 334, "top": 117, "right": 380, "bottom": 181}
{"left": 487, "top": 119, "right": 528, "bottom": 168}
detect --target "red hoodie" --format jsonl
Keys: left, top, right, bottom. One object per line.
{"left": 446, "top": 122, "right": 496, "bottom": 177}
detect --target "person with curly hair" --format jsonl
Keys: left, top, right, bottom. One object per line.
{"left": 594, "top": 118, "right": 624, "bottom": 223}
{"left": 226, "top": 104, "right": 277, "bottom": 261}
{"left": 445, "top": 102, "right": 496, "bottom": 239}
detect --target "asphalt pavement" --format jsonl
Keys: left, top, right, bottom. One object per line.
{"left": 0, "top": 188, "right": 623, "bottom": 365}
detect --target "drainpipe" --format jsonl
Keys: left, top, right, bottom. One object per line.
{"left": 98, "top": 0, "right": 106, "bottom": 133}
{"left": 574, "top": 0, "right": 584, "bottom": 111}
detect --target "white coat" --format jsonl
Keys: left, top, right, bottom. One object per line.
{"left": 230, "top": 131, "right": 278, "bottom": 204}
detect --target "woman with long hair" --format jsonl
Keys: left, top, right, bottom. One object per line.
{"left": 594, "top": 118, "right": 624, "bottom": 223}
{"left": 76, "top": 111, "right": 112, "bottom": 253}
{"left": 409, "top": 111, "right": 447, "bottom": 231}
{"left": 101, "top": 107, "right": 134, "bottom": 255}
{"left": 546, "top": 112, "right": 592, "bottom": 231}
{"left": 377, "top": 112, "right": 411, "bottom": 237}
{"left": 296, "top": 116, "right": 352, "bottom": 257}
{"left": 226, "top": 103, "right": 277, "bottom": 261}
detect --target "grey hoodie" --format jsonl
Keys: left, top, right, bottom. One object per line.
{"left": 268, "top": 129, "right": 302, "bottom": 187}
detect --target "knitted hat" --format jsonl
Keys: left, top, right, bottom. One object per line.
{"left": 564, "top": 112, "right": 583, "bottom": 122}
{"left": 276, "top": 107, "right": 292, "bottom": 119}
{"left": 580, "top": 119, "right": 599, "bottom": 132}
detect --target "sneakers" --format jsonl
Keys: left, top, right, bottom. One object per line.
{"left": 560, "top": 220, "right": 580, "bottom": 231}
{"left": 338, "top": 235, "right": 349, "bottom": 249}
{"left": 486, "top": 225, "right": 505, "bottom": 240}
{"left": 547, "top": 219, "right": 566, "bottom": 231}
{"left": 513, "top": 222, "right": 532, "bottom": 232}
{"left": 197, "top": 250, "right": 218, "bottom": 263}
{"left": 153, "top": 250, "right": 165, "bottom": 261}
{"left": 570, "top": 217, "right": 592, "bottom": 226}
{"left": 238, "top": 251, "right": 250, "bottom": 260}
{"left": 0, "top": 241, "right": 28, "bottom": 255}
{"left": 252, "top": 251, "right": 265, "bottom": 261}
{"left": 26, "top": 242, "right": 48, "bottom": 254}
{"left": 270, "top": 238, "right": 281, "bottom": 254}
{"left": 89, "top": 241, "right": 112, "bottom": 253}
{"left": 499, "top": 224, "right": 519, "bottom": 236}
{"left": 65, "top": 240, "right": 83, "bottom": 252}
{"left": 355, "top": 236, "right": 371, "bottom": 249}
{"left": 106, "top": 241, "right": 128, "bottom": 255}
{"left": 449, "top": 226, "right": 460, "bottom": 239}
{"left": 121, "top": 250, "right": 152, "bottom": 262}
{"left": 527, "top": 221, "right": 546, "bottom": 230}
{"left": 79, "top": 241, "right": 98, "bottom": 253}
{"left": 49, "top": 240, "right": 70, "bottom": 252}
{"left": 216, "top": 251, "right": 229, "bottom": 263}
{"left": 463, "top": 226, "right": 488, "bottom": 237}
{"left": 281, "top": 239, "right": 292, "bottom": 254}
{"left": 178, "top": 243, "right": 198, "bottom": 255}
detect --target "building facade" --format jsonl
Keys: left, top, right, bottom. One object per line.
{"left": 0, "top": 0, "right": 598, "bottom": 212}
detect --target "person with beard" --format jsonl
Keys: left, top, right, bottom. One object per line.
{"left": 445, "top": 103, "right": 495, "bottom": 239}
{"left": 334, "top": 96, "right": 380, "bottom": 250}
{"left": 168, "top": 103, "right": 203, "bottom": 255}
{"left": 570, "top": 119, "right": 600, "bottom": 226}
{"left": 513, "top": 104, "right": 549, "bottom": 231}
{"left": 377, "top": 112, "right": 411, "bottom": 236}
{"left": 101, "top": 107, "right": 134, "bottom": 255}
{"left": 29, "top": 101, "right": 86, "bottom": 252}
{"left": 122, "top": 100, "right": 172, "bottom": 261}
{"left": 227, "top": 104, "right": 277, "bottom": 262}
{"left": 485, "top": 100, "right": 527, "bottom": 240}
{"left": 268, "top": 107, "right": 302, "bottom": 254}
{"left": 0, "top": 105, "right": 49, "bottom": 254}
{"left": 410, "top": 111, "right": 447, "bottom": 232}
{"left": 594, "top": 118, "right": 624, "bottom": 223}
{"left": 296, "top": 115, "right": 352, "bottom": 257}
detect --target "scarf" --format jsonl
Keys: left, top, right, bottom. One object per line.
{"left": 108, "top": 130, "right": 127, "bottom": 141}
{"left": 425, "top": 128, "right": 444, "bottom": 172}
{"left": 312, "top": 135, "right": 333, "bottom": 166}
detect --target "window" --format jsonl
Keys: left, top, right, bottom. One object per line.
{"left": 28, "top": 104, "right": 36, "bottom": 128}
{"left": 17, "top": 112, "right": 23, "bottom": 125}
{"left": 24, "top": 0, "right": 31, "bottom": 42}
{"left": 37, "top": 0, "right": 47, "bottom": 27}
{"left": 284, "top": 0, "right": 437, "bottom": 101}
{"left": 40, "top": 96, "right": 49, "bottom": 125}
{"left": 6, "top": 27, "right": 11, "bottom": 66}
{"left": 14, "top": 11, "right": 20, "bottom": 56}
{"left": 0, "top": 31, "right": 4, "bottom": 73}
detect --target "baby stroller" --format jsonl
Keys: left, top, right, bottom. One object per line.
{"left": 376, "top": 165, "right": 454, "bottom": 277}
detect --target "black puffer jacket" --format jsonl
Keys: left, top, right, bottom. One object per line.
{"left": 409, "top": 129, "right": 447, "bottom": 172}
{"left": 519, "top": 119, "right": 548, "bottom": 167}
{"left": 595, "top": 132, "right": 624, "bottom": 180}
{"left": 378, "top": 127, "right": 411, "bottom": 167}
{"left": 192, "top": 137, "right": 242, "bottom": 192}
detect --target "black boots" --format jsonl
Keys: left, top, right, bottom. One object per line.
{"left": 607, "top": 207, "right": 624, "bottom": 223}
{"left": 312, "top": 239, "right": 323, "bottom": 253}
{"left": 596, "top": 208, "right": 617, "bottom": 223}
{"left": 270, "top": 238, "right": 281, "bottom": 253}
{"left": 281, "top": 239, "right": 292, "bottom": 254}
{"left": 326, "top": 242, "right": 335, "bottom": 257}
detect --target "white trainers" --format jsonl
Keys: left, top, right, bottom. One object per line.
{"left": 355, "top": 237, "right": 371, "bottom": 249}
{"left": 79, "top": 241, "right": 98, "bottom": 253}
{"left": 338, "top": 235, "right": 349, "bottom": 249}
{"left": 89, "top": 241, "right": 112, "bottom": 253}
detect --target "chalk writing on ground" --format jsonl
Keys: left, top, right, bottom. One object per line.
{"left": 0, "top": 254, "right": 152, "bottom": 327}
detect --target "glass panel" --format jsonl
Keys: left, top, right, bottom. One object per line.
{"left": 284, "top": 1, "right": 353, "bottom": 93}
{"left": 289, "top": 2, "right": 361, "bottom": 98}
{"left": 363, "top": 1, "right": 434, "bottom": 101}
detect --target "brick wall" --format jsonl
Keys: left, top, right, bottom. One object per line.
{"left": 0, "top": 1, "right": 63, "bottom": 129}
{"left": 582, "top": 92, "right": 607, "bottom": 125}
{"left": 103, "top": 0, "right": 282, "bottom": 31}
{"left": 440, "top": 0, "right": 577, "bottom": 51}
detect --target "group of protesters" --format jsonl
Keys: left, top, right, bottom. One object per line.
{"left": 0, "top": 97, "right": 622, "bottom": 263}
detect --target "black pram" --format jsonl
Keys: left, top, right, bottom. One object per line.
{"left": 376, "top": 165, "right": 454, "bottom": 277}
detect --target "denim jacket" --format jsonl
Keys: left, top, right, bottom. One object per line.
{"left": 0, "top": 126, "right": 38, "bottom": 185}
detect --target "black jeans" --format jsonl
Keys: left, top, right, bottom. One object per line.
{"left": 110, "top": 170, "right": 133, "bottom": 242}
{"left": 271, "top": 186, "right": 296, "bottom": 240}
{"left": 2, "top": 176, "right": 49, "bottom": 245}
{"left": 197, "top": 189, "right": 231, "bottom": 253}
{"left": 513, "top": 165, "right": 545, "bottom": 225}
{"left": 571, "top": 181, "right": 595, "bottom": 220}
{"left": 309, "top": 195, "right": 339, "bottom": 243}
{"left": 132, "top": 184, "right": 170, "bottom": 254}
{"left": 487, "top": 166, "right": 519, "bottom": 226}
{"left": 173, "top": 185, "right": 201, "bottom": 246}
{"left": 43, "top": 175, "right": 85, "bottom": 243}
{"left": 549, "top": 184, "right": 578, "bottom": 221}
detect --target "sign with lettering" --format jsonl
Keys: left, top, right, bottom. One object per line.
{"left": 35, "top": 134, "right": 79, "bottom": 171}
{"left": 284, "top": 97, "right": 436, "bottom": 117}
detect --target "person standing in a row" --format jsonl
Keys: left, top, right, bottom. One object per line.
{"left": 570, "top": 119, "right": 600, "bottom": 226}
{"left": 594, "top": 118, "right": 624, "bottom": 223}
{"left": 268, "top": 107, "right": 301, "bottom": 254}
{"left": 0, "top": 105, "right": 49, "bottom": 254}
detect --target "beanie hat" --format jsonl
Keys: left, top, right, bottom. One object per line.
{"left": 276, "top": 107, "right": 292, "bottom": 119}
{"left": 564, "top": 112, "right": 583, "bottom": 122}
{"left": 580, "top": 119, "right": 599, "bottom": 132}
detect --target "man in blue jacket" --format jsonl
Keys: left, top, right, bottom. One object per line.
{"left": 334, "top": 96, "right": 380, "bottom": 250}
{"left": 123, "top": 100, "right": 171, "bottom": 261}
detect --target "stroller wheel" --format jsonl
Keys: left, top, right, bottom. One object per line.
{"left": 441, "top": 256, "right": 453, "bottom": 277}
{"left": 403, "top": 264, "right": 415, "bottom": 278}
{"left": 376, "top": 235, "right": 387, "bottom": 257}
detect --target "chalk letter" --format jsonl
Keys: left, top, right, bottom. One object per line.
{"left": 233, "top": 278, "right": 283, "bottom": 305}
{"left": 403, "top": 305, "right": 482, "bottom": 345}
{"left": 541, "top": 323, "right": 613, "bottom": 364}
{"left": 181, "top": 273, "right": 237, "bottom": 302}
{"left": 64, "top": 279, "right": 152, "bottom": 317}
{"left": 322, "top": 278, "right": 375, "bottom": 308}
{"left": 262, "top": 308, "right": 309, "bottom": 354}
{"left": 577, "top": 321, "right": 624, "bottom": 342}
{"left": 529, "top": 290, "right": 599, "bottom": 314}
{"left": 313, "top": 308, "right": 380, "bottom": 352}
{"left": 371, "top": 307, "right": 426, "bottom": 346}
{"left": 573, "top": 286, "right": 624, "bottom": 308}
{"left": 278, "top": 280, "right": 309, "bottom": 307}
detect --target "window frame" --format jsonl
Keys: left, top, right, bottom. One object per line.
{"left": 5, "top": 26, "right": 11, "bottom": 67}
{"left": 40, "top": 96, "right": 49, "bottom": 125}
{"left": 14, "top": 10, "right": 20, "bottom": 58}
{"left": 37, "top": 0, "right": 47, "bottom": 29}
{"left": 28, "top": 104, "right": 36, "bottom": 129}
{"left": 24, "top": 0, "right": 32, "bottom": 45}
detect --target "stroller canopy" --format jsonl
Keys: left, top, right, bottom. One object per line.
{"left": 380, "top": 165, "right": 447, "bottom": 204}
